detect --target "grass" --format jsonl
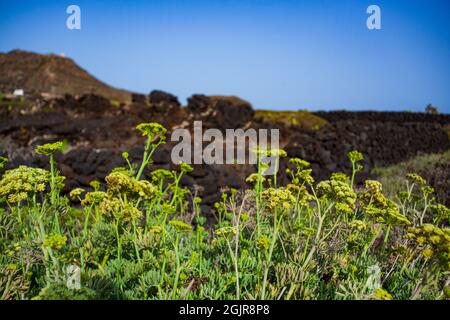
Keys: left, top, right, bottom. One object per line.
{"left": 254, "top": 110, "right": 328, "bottom": 130}
{"left": 373, "top": 150, "right": 450, "bottom": 202}
{"left": 110, "top": 99, "right": 121, "bottom": 108}
{"left": 0, "top": 123, "right": 449, "bottom": 300}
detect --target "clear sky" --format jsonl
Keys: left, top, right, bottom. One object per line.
{"left": 0, "top": 0, "right": 449, "bottom": 112}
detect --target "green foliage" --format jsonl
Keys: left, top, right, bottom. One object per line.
{"left": 255, "top": 110, "right": 328, "bottom": 130}
{"left": 33, "top": 283, "right": 97, "bottom": 300}
{"left": 373, "top": 150, "right": 450, "bottom": 205}
{"left": 0, "top": 123, "right": 449, "bottom": 300}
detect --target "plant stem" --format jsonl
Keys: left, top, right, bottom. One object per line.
{"left": 172, "top": 233, "right": 181, "bottom": 300}
{"left": 261, "top": 209, "right": 281, "bottom": 300}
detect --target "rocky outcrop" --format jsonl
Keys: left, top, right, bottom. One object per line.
{"left": 187, "top": 94, "right": 254, "bottom": 129}
{"left": 149, "top": 90, "right": 180, "bottom": 106}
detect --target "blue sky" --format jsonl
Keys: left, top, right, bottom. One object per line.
{"left": 0, "top": 0, "right": 449, "bottom": 112}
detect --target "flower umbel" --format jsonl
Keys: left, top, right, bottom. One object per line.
{"left": 0, "top": 166, "right": 49, "bottom": 203}
{"left": 35, "top": 141, "right": 64, "bottom": 156}
{"left": 170, "top": 220, "right": 193, "bottom": 233}
{"left": 44, "top": 233, "right": 67, "bottom": 250}
{"left": 136, "top": 122, "right": 167, "bottom": 141}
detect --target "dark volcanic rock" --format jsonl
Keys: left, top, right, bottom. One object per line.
{"left": 131, "top": 93, "right": 147, "bottom": 104}
{"left": 149, "top": 90, "right": 180, "bottom": 106}
{"left": 187, "top": 95, "right": 212, "bottom": 114}
{"left": 314, "top": 111, "right": 450, "bottom": 125}
{"left": 76, "top": 94, "right": 113, "bottom": 114}
{"left": 148, "top": 90, "right": 181, "bottom": 115}
{"left": 187, "top": 94, "right": 254, "bottom": 129}
{"left": 214, "top": 99, "right": 254, "bottom": 129}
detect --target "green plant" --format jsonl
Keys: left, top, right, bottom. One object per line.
{"left": 0, "top": 122, "right": 448, "bottom": 301}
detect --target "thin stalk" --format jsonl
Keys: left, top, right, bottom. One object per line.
{"left": 261, "top": 209, "right": 282, "bottom": 300}
{"left": 172, "top": 233, "right": 181, "bottom": 300}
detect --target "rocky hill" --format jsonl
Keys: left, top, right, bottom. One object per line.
{"left": 0, "top": 50, "right": 131, "bottom": 102}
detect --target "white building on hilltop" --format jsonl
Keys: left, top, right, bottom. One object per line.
{"left": 13, "top": 89, "right": 24, "bottom": 96}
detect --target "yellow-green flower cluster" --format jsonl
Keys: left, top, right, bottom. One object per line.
{"left": 161, "top": 203, "right": 176, "bottom": 215}
{"left": 69, "top": 188, "right": 85, "bottom": 200}
{"left": 261, "top": 187, "right": 296, "bottom": 211}
{"left": 265, "top": 149, "right": 287, "bottom": 158}
{"left": 179, "top": 161, "right": 193, "bottom": 173}
{"left": 98, "top": 193, "right": 143, "bottom": 221}
{"left": 406, "top": 224, "right": 450, "bottom": 269}
{"left": 151, "top": 169, "right": 174, "bottom": 182}
{"left": 316, "top": 180, "right": 356, "bottom": 208}
{"left": 245, "top": 173, "right": 266, "bottom": 185}
{"left": 349, "top": 219, "right": 367, "bottom": 232}
{"left": 35, "top": 141, "right": 64, "bottom": 156}
{"left": 347, "top": 150, "right": 364, "bottom": 163}
{"left": 99, "top": 196, "right": 121, "bottom": 215}
{"left": 288, "top": 158, "right": 314, "bottom": 185}
{"left": 420, "top": 186, "right": 434, "bottom": 198}
{"left": 134, "top": 180, "right": 157, "bottom": 199}
{"left": 286, "top": 184, "right": 312, "bottom": 206}
{"left": 364, "top": 204, "right": 410, "bottom": 226}
{"left": 105, "top": 171, "right": 157, "bottom": 199}
{"left": 114, "top": 203, "right": 143, "bottom": 221}
{"left": 330, "top": 172, "right": 350, "bottom": 184}
{"left": 169, "top": 219, "right": 193, "bottom": 233}
{"left": 149, "top": 225, "right": 164, "bottom": 235}
{"left": 0, "top": 166, "right": 49, "bottom": 203}
{"left": 105, "top": 171, "right": 134, "bottom": 194}
{"left": 136, "top": 122, "right": 167, "bottom": 141}
{"left": 89, "top": 180, "right": 101, "bottom": 191}
{"left": 359, "top": 180, "right": 389, "bottom": 208}
{"left": 335, "top": 202, "right": 354, "bottom": 215}
{"left": 256, "top": 235, "right": 270, "bottom": 251}
{"left": 215, "top": 226, "right": 237, "bottom": 238}
{"left": 43, "top": 233, "right": 67, "bottom": 250}
{"left": 406, "top": 173, "right": 427, "bottom": 185}
{"left": 360, "top": 180, "right": 409, "bottom": 225}
{"left": 430, "top": 204, "right": 450, "bottom": 222}
{"left": 81, "top": 191, "right": 106, "bottom": 206}
{"left": 289, "top": 158, "right": 310, "bottom": 169}
{"left": 253, "top": 148, "right": 287, "bottom": 158}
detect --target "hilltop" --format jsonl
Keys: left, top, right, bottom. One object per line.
{"left": 0, "top": 50, "right": 131, "bottom": 102}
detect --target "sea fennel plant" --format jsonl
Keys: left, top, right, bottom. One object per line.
{"left": 0, "top": 122, "right": 449, "bottom": 301}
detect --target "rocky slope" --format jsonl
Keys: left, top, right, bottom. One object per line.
{"left": 0, "top": 50, "right": 131, "bottom": 102}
